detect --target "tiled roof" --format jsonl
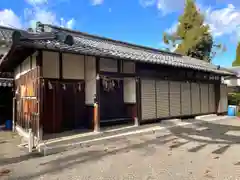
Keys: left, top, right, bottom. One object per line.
{"left": 41, "top": 24, "right": 235, "bottom": 75}
{"left": 0, "top": 78, "right": 13, "bottom": 87}
{"left": 0, "top": 25, "right": 235, "bottom": 76}
{"left": 0, "top": 26, "right": 15, "bottom": 43}
{"left": 223, "top": 67, "right": 240, "bottom": 77}
{"left": 0, "top": 72, "right": 13, "bottom": 87}
{"left": 0, "top": 26, "right": 15, "bottom": 60}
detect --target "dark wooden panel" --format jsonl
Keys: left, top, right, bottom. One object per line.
{"left": 42, "top": 80, "right": 62, "bottom": 134}
{"left": 100, "top": 78, "right": 127, "bottom": 121}
{"left": 125, "top": 103, "right": 137, "bottom": 120}
{"left": 136, "top": 62, "right": 221, "bottom": 83}
{"left": 85, "top": 105, "right": 94, "bottom": 130}
{"left": 73, "top": 82, "right": 86, "bottom": 129}
{"left": 42, "top": 79, "right": 86, "bottom": 134}
{"left": 0, "top": 87, "right": 13, "bottom": 125}
{"left": 61, "top": 81, "right": 86, "bottom": 130}
{"left": 61, "top": 83, "right": 75, "bottom": 131}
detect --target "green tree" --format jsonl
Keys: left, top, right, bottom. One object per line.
{"left": 163, "top": 0, "right": 224, "bottom": 62}
{"left": 232, "top": 43, "right": 240, "bottom": 66}
{"left": 27, "top": 28, "right": 34, "bottom": 32}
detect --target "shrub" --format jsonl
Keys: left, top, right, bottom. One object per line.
{"left": 228, "top": 93, "right": 240, "bottom": 105}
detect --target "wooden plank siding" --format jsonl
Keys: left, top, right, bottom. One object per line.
{"left": 139, "top": 78, "right": 220, "bottom": 122}
{"left": 12, "top": 49, "right": 224, "bottom": 138}
{"left": 41, "top": 79, "right": 86, "bottom": 135}
{"left": 15, "top": 67, "right": 40, "bottom": 137}
{"left": 40, "top": 51, "right": 87, "bottom": 136}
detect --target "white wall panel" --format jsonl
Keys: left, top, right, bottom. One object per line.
{"left": 123, "top": 78, "right": 136, "bottom": 103}
{"left": 31, "top": 55, "right": 37, "bottom": 69}
{"left": 21, "top": 57, "right": 31, "bottom": 75}
{"left": 14, "top": 65, "right": 21, "bottom": 80}
{"left": 99, "top": 58, "right": 118, "bottom": 72}
{"left": 123, "top": 61, "right": 135, "bottom": 73}
{"left": 14, "top": 56, "right": 33, "bottom": 79}
{"left": 42, "top": 51, "right": 60, "bottom": 78}
{"left": 62, "top": 53, "right": 84, "bottom": 79}
{"left": 85, "top": 56, "right": 96, "bottom": 104}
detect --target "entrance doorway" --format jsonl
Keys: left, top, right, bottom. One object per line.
{"left": 0, "top": 79, "right": 13, "bottom": 125}
{"left": 99, "top": 76, "right": 131, "bottom": 125}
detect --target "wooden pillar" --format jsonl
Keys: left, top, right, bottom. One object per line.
{"left": 59, "top": 52, "right": 63, "bottom": 79}
{"left": 94, "top": 57, "right": 100, "bottom": 132}
{"left": 136, "top": 77, "right": 141, "bottom": 125}
{"left": 190, "top": 82, "right": 193, "bottom": 115}
{"left": 199, "top": 83, "right": 202, "bottom": 114}
{"left": 36, "top": 51, "right": 43, "bottom": 140}
{"left": 12, "top": 97, "right": 16, "bottom": 132}
{"left": 215, "top": 82, "right": 221, "bottom": 113}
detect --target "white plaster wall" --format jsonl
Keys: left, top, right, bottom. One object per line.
{"left": 32, "top": 55, "right": 37, "bottom": 69}
{"left": 62, "top": 53, "right": 85, "bottom": 79}
{"left": 85, "top": 56, "right": 96, "bottom": 104}
{"left": 14, "top": 66, "right": 21, "bottom": 80}
{"left": 123, "top": 61, "right": 135, "bottom": 73}
{"left": 14, "top": 54, "right": 37, "bottom": 80}
{"left": 224, "top": 78, "right": 240, "bottom": 86}
{"left": 21, "top": 56, "right": 31, "bottom": 75}
{"left": 124, "top": 77, "right": 136, "bottom": 103}
{"left": 0, "top": 47, "right": 9, "bottom": 56}
{"left": 100, "top": 58, "right": 118, "bottom": 72}
{"left": 224, "top": 79, "right": 230, "bottom": 85}
{"left": 42, "top": 51, "right": 60, "bottom": 78}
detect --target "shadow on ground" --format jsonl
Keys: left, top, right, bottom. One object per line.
{"left": 0, "top": 153, "right": 43, "bottom": 166}
{"left": 169, "top": 118, "right": 240, "bottom": 145}
{"left": 5, "top": 117, "right": 240, "bottom": 180}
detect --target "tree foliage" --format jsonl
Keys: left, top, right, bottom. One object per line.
{"left": 232, "top": 43, "right": 240, "bottom": 66}
{"left": 27, "top": 28, "right": 34, "bottom": 32}
{"left": 163, "top": 0, "right": 225, "bottom": 62}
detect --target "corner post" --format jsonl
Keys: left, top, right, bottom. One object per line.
{"left": 136, "top": 76, "right": 141, "bottom": 125}
{"left": 94, "top": 57, "right": 101, "bottom": 132}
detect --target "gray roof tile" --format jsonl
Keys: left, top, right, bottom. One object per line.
{"left": 0, "top": 26, "right": 15, "bottom": 43}
{"left": 0, "top": 78, "right": 13, "bottom": 87}
{"left": 0, "top": 25, "right": 235, "bottom": 76}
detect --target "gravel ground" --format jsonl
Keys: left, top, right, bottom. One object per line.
{"left": 1, "top": 118, "right": 240, "bottom": 180}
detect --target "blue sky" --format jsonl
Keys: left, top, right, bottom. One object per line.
{"left": 0, "top": 0, "right": 240, "bottom": 67}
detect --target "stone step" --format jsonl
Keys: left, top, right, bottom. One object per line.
{"left": 200, "top": 115, "right": 231, "bottom": 121}
{"left": 195, "top": 114, "right": 217, "bottom": 120}
{"left": 37, "top": 124, "right": 161, "bottom": 155}
{"left": 160, "top": 119, "right": 182, "bottom": 126}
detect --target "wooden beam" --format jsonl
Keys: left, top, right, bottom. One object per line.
{"left": 59, "top": 52, "right": 63, "bottom": 79}
{"left": 136, "top": 77, "right": 142, "bottom": 123}
{"left": 36, "top": 50, "right": 43, "bottom": 140}
{"left": 36, "top": 50, "right": 42, "bottom": 77}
